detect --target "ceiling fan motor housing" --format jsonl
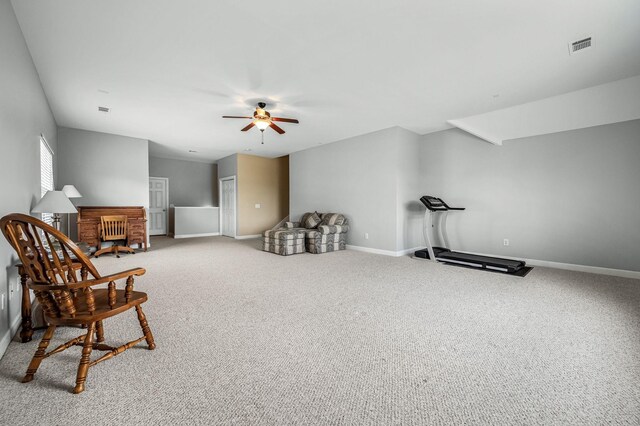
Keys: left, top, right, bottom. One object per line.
{"left": 254, "top": 109, "right": 271, "bottom": 119}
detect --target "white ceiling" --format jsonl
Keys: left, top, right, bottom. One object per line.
{"left": 11, "top": 0, "right": 640, "bottom": 162}
{"left": 449, "top": 75, "right": 640, "bottom": 145}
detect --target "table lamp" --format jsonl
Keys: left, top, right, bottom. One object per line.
{"left": 31, "top": 190, "right": 77, "bottom": 231}
{"left": 62, "top": 185, "right": 83, "bottom": 237}
{"left": 62, "top": 185, "right": 83, "bottom": 199}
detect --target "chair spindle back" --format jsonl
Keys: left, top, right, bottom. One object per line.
{"left": 100, "top": 215, "right": 128, "bottom": 242}
{"left": 0, "top": 214, "right": 101, "bottom": 319}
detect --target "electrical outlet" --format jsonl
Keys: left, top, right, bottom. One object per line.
{"left": 255, "top": 203, "right": 261, "bottom": 209}
{"left": 364, "top": 233, "right": 369, "bottom": 240}
{"left": 503, "top": 239, "right": 509, "bottom": 246}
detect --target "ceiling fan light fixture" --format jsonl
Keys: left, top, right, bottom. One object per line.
{"left": 254, "top": 119, "right": 270, "bottom": 130}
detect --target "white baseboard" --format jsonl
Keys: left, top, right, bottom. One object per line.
{"left": 521, "top": 258, "right": 640, "bottom": 279}
{"left": 173, "top": 232, "right": 220, "bottom": 239}
{"left": 349, "top": 245, "right": 640, "bottom": 279}
{"left": 235, "top": 234, "right": 261, "bottom": 240}
{"left": 347, "top": 245, "right": 421, "bottom": 257}
{"left": 453, "top": 249, "right": 640, "bottom": 279}
{"left": 397, "top": 246, "right": 424, "bottom": 256}
{"left": 0, "top": 313, "right": 22, "bottom": 361}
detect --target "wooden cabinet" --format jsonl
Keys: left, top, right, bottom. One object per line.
{"left": 79, "top": 224, "right": 100, "bottom": 247}
{"left": 77, "top": 206, "right": 147, "bottom": 251}
{"left": 127, "top": 221, "right": 146, "bottom": 248}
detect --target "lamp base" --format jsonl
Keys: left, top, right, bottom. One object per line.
{"left": 52, "top": 214, "right": 62, "bottom": 231}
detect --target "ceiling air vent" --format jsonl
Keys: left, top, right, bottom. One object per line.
{"left": 98, "top": 106, "right": 110, "bottom": 113}
{"left": 569, "top": 37, "right": 592, "bottom": 55}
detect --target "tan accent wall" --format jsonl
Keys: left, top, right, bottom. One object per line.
{"left": 237, "top": 154, "right": 289, "bottom": 236}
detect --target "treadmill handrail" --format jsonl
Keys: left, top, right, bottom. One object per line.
{"left": 439, "top": 199, "right": 465, "bottom": 211}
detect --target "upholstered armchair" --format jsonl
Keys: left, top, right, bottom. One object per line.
{"left": 284, "top": 212, "right": 349, "bottom": 254}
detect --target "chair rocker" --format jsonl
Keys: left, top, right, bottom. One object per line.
{"left": 0, "top": 213, "right": 156, "bottom": 394}
{"left": 95, "top": 215, "right": 135, "bottom": 258}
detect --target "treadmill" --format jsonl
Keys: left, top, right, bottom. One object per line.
{"left": 414, "top": 196, "right": 526, "bottom": 274}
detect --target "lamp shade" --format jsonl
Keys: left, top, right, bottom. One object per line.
{"left": 32, "top": 191, "right": 77, "bottom": 214}
{"left": 61, "top": 185, "right": 82, "bottom": 198}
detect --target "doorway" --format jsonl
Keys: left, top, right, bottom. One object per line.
{"left": 149, "top": 177, "right": 168, "bottom": 235}
{"left": 219, "top": 176, "right": 236, "bottom": 238}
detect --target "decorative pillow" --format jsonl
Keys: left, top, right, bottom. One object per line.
{"left": 303, "top": 211, "right": 322, "bottom": 229}
{"left": 298, "top": 213, "right": 313, "bottom": 228}
{"left": 319, "top": 213, "right": 346, "bottom": 226}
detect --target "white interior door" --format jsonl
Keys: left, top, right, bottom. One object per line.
{"left": 220, "top": 177, "right": 236, "bottom": 238}
{"left": 149, "top": 177, "right": 168, "bottom": 235}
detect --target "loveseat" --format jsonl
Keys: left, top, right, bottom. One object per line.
{"left": 263, "top": 212, "right": 349, "bottom": 255}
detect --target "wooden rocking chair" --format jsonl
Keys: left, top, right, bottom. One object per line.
{"left": 94, "top": 215, "right": 135, "bottom": 258}
{"left": 0, "top": 213, "right": 155, "bottom": 394}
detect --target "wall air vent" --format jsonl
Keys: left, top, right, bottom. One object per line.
{"left": 98, "top": 106, "right": 110, "bottom": 113}
{"left": 569, "top": 37, "right": 592, "bottom": 55}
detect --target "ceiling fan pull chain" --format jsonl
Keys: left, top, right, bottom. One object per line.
{"left": 261, "top": 130, "right": 264, "bottom": 144}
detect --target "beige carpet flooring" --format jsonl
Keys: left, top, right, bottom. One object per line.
{"left": 0, "top": 236, "right": 639, "bottom": 425}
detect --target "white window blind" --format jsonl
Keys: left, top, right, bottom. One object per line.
{"left": 40, "top": 136, "right": 54, "bottom": 225}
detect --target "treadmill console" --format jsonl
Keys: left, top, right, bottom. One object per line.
{"left": 420, "top": 196, "right": 447, "bottom": 211}
{"left": 420, "top": 196, "right": 466, "bottom": 211}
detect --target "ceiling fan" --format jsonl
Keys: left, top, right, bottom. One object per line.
{"left": 222, "top": 102, "right": 299, "bottom": 143}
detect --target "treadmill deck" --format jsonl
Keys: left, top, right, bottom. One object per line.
{"left": 437, "top": 251, "right": 525, "bottom": 272}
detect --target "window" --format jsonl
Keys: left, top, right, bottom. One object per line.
{"left": 40, "top": 136, "right": 54, "bottom": 225}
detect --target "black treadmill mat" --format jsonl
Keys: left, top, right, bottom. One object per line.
{"left": 443, "top": 262, "right": 534, "bottom": 277}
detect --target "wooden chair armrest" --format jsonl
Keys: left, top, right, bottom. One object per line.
{"left": 30, "top": 267, "right": 146, "bottom": 291}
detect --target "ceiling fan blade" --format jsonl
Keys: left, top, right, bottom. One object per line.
{"left": 269, "top": 123, "right": 285, "bottom": 134}
{"left": 241, "top": 122, "right": 255, "bottom": 132}
{"left": 222, "top": 116, "right": 252, "bottom": 119}
{"left": 272, "top": 117, "right": 299, "bottom": 123}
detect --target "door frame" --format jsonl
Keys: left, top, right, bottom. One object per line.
{"left": 219, "top": 176, "right": 237, "bottom": 238}
{"left": 149, "top": 176, "right": 169, "bottom": 236}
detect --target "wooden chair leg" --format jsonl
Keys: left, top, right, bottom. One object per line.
{"left": 22, "top": 324, "right": 56, "bottom": 383}
{"left": 95, "top": 320, "right": 105, "bottom": 343}
{"left": 73, "top": 322, "right": 95, "bottom": 394}
{"left": 135, "top": 306, "right": 155, "bottom": 350}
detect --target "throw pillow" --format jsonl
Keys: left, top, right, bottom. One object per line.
{"left": 304, "top": 211, "right": 322, "bottom": 229}
{"left": 319, "top": 213, "right": 346, "bottom": 226}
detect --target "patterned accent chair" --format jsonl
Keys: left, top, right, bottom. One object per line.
{"left": 284, "top": 212, "right": 349, "bottom": 254}
{"left": 262, "top": 228, "right": 306, "bottom": 256}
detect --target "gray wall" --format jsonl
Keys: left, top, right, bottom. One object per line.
{"left": 290, "top": 127, "right": 403, "bottom": 251}
{"left": 419, "top": 120, "right": 640, "bottom": 272}
{"left": 217, "top": 154, "right": 237, "bottom": 179}
{"left": 290, "top": 120, "right": 640, "bottom": 271}
{"left": 57, "top": 127, "right": 149, "bottom": 239}
{"left": 394, "top": 127, "right": 424, "bottom": 252}
{"left": 173, "top": 207, "right": 220, "bottom": 236}
{"left": 149, "top": 156, "right": 218, "bottom": 207}
{"left": 0, "top": 0, "right": 58, "bottom": 357}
